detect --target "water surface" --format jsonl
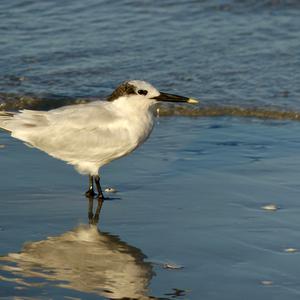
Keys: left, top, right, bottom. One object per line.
{"left": 0, "top": 0, "right": 299, "bottom": 113}
{"left": 1, "top": 1, "right": 300, "bottom": 299}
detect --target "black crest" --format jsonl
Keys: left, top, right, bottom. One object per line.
{"left": 107, "top": 81, "right": 137, "bottom": 101}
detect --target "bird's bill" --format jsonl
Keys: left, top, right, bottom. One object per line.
{"left": 152, "top": 92, "right": 199, "bottom": 104}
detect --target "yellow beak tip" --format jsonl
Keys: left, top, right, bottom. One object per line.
{"left": 187, "top": 98, "right": 199, "bottom": 104}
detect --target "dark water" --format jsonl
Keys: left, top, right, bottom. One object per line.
{"left": 0, "top": 0, "right": 300, "bottom": 116}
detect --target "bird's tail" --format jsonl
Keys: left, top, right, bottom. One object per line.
{"left": 0, "top": 111, "right": 16, "bottom": 132}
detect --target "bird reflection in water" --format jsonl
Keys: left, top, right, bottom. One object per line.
{"left": 0, "top": 198, "right": 159, "bottom": 299}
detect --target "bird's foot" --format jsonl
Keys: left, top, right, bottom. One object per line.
{"left": 97, "top": 193, "right": 104, "bottom": 199}
{"left": 97, "top": 193, "right": 108, "bottom": 200}
{"left": 85, "top": 189, "right": 96, "bottom": 198}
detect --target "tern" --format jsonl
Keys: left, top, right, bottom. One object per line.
{"left": 0, "top": 80, "right": 198, "bottom": 198}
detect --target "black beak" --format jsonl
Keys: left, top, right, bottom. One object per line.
{"left": 152, "top": 92, "right": 198, "bottom": 104}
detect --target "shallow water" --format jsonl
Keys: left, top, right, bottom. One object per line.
{"left": 1, "top": 0, "right": 300, "bottom": 299}
{"left": 2, "top": 117, "right": 300, "bottom": 299}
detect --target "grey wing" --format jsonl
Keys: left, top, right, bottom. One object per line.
{"left": 1, "top": 101, "right": 113, "bottom": 141}
{"left": 0, "top": 110, "right": 48, "bottom": 133}
{"left": 2, "top": 102, "right": 132, "bottom": 164}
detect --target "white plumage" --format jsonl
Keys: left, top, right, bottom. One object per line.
{"left": 0, "top": 80, "right": 197, "bottom": 197}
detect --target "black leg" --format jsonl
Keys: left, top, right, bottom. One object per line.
{"left": 94, "top": 175, "right": 104, "bottom": 199}
{"left": 87, "top": 197, "right": 104, "bottom": 225}
{"left": 93, "top": 198, "right": 104, "bottom": 224}
{"left": 85, "top": 175, "right": 96, "bottom": 197}
{"left": 87, "top": 197, "right": 94, "bottom": 223}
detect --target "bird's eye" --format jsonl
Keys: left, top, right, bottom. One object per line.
{"left": 138, "top": 90, "right": 148, "bottom": 96}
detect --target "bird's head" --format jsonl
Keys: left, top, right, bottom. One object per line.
{"left": 107, "top": 80, "right": 198, "bottom": 105}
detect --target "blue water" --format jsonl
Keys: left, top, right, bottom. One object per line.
{"left": 0, "top": 0, "right": 300, "bottom": 109}
{"left": 1, "top": 1, "right": 300, "bottom": 299}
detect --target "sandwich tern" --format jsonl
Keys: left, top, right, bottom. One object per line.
{"left": 0, "top": 80, "right": 198, "bottom": 198}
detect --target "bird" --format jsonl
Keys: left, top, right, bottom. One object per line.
{"left": 0, "top": 80, "right": 198, "bottom": 198}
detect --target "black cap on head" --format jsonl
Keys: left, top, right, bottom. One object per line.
{"left": 107, "top": 81, "right": 137, "bottom": 101}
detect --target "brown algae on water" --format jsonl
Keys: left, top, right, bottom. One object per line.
{"left": 3, "top": 92, "right": 300, "bottom": 122}
{"left": 156, "top": 104, "right": 300, "bottom": 121}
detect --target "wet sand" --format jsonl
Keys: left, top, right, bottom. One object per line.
{"left": 1, "top": 116, "right": 300, "bottom": 299}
